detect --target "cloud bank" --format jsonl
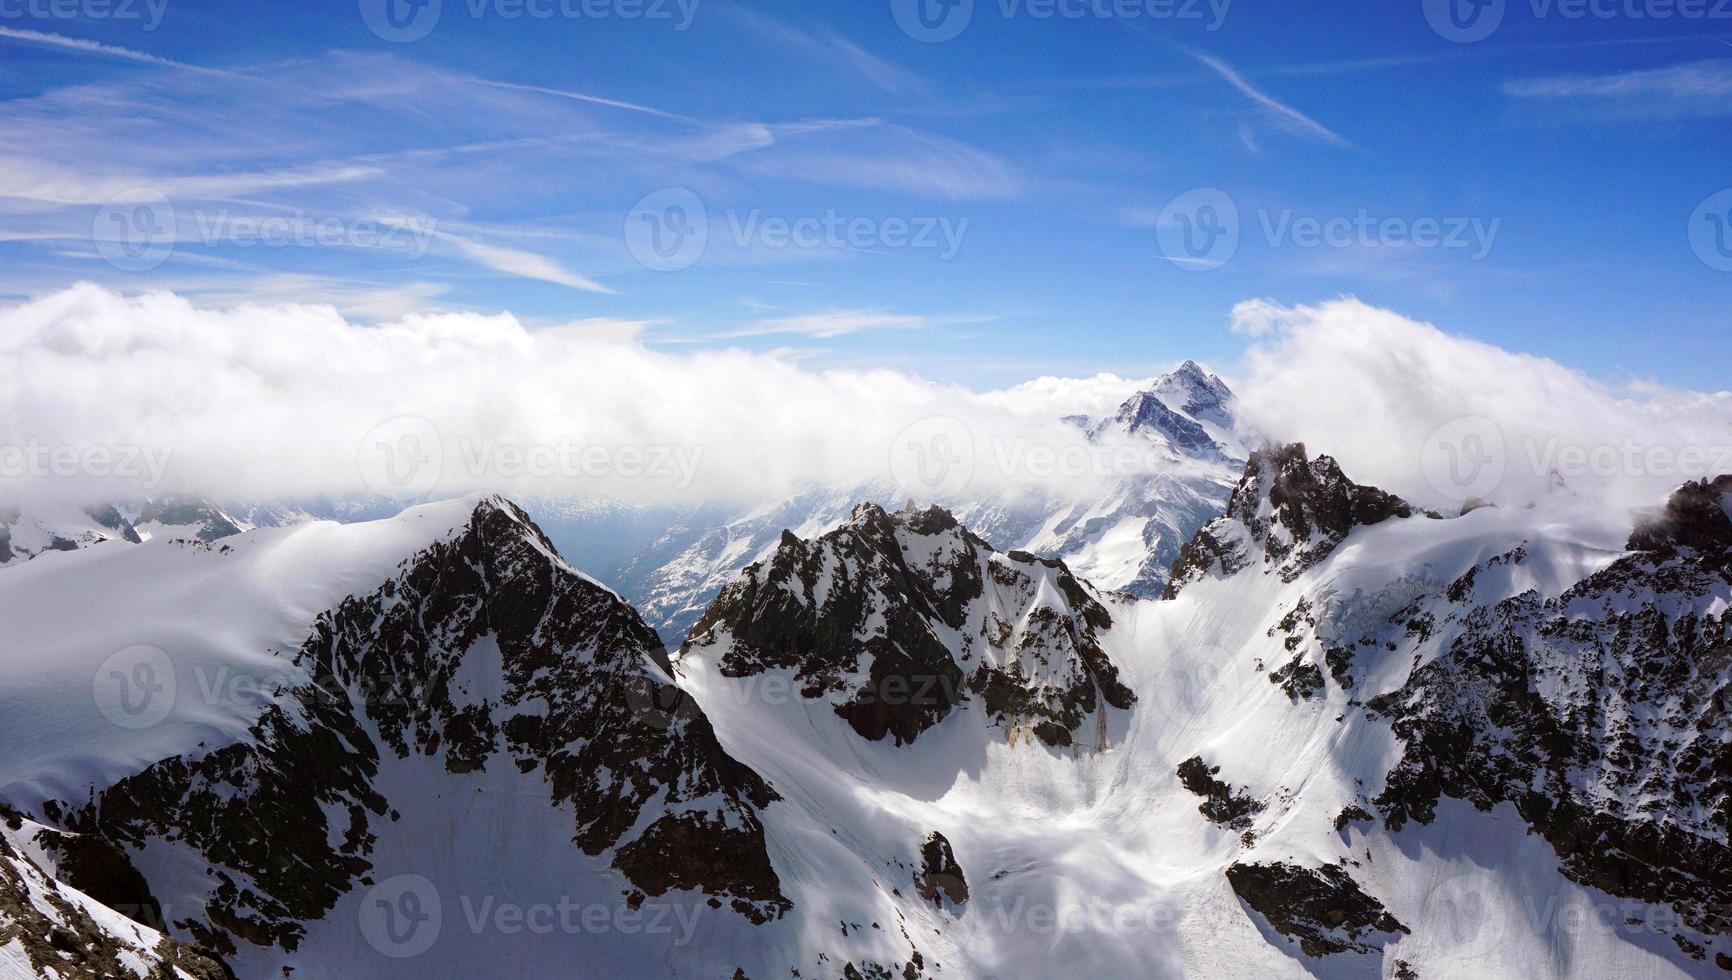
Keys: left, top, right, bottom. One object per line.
{"left": 4, "top": 287, "right": 1728, "bottom": 519}
{"left": 1231, "top": 298, "right": 1732, "bottom": 513}
{"left": 0, "top": 285, "right": 1145, "bottom": 506}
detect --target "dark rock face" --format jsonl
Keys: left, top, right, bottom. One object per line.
{"left": 687, "top": 503, "right": 1135, "bottom": 748}
{"left": 83, "top": 503, "right": 143, "bottom": 543}
{"left": 0, "top": 814, "right": 234, "bottom": 980}
{"left": 1168, "top": 444, "right": 1427, "bottom": 597}
{"left": 46, "top": 498, "right": 789, "bottom": 957}
{"left": 913, "top": 832, "right": 967, "bottom": 909}
{"left": 1628, "top": 474, "right": 1732, "bottom": 563}
{"left": 1109, "top": 391, "right": 1219, "bottom": 456}
{"left": 1158, "top": 360, "right": 1236, "bottom": 429}
{"left": 1176, "top": 757, "right": 1265, "bottom": 830}
{"left": 1371, "top": 475, "right": 1732, "bottom": 940}
{"left": 1225, "top": 861, "right": 1408, "bottom": 958}
{"left": 136, "top": 496, "right": 242, "bottom": 541}
{"left": 30, "top": 826, "right": 165, "bottom": 931}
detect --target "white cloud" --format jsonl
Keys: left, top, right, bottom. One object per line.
{"left": 1231, "top": 298, "right": 1732, "bottom": 512}
{"left": 979, "top": 373, "right": 1160, "bottom": 421}
{"left": 0, "top": 27, "right": 211, "bottom": 73}
{"left": 432, "top": 231, "right": 614, "bottom": 294}
{"left": 1504, "top": 60, "right": 1732, "bottom": 119}
{"left": 0, "top": 286, "right": 1122, "bottom": 505}
{"left": 724, "top": 309, "right": 955, "bottom": 339}
{"left": 1189, "top": 51, "right": 1356, "bottom": 149}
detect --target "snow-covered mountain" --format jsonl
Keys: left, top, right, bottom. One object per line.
{"left": 612, "top": 361, "right": 1247, "bottom": 644}
{"left": 1, "top": 497, "right": 786, "bottom": 977}
{"left": 0, "top": 500, "right": 140, "bottom": 565}
{"left": 4, "top": 445, "right": 1729, "bottom": 977}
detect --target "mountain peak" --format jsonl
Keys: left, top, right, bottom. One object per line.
{"left": 1627, "top": 473, "right": 1732, "bottom": 560}
{"left": 1151, "top": 360, "right": 1235, "bottom": 430}
{"left": 690, "top": 505, "right": 1135, "bottom": 747}
{"left": 1167, "top": 443, "right": 1431, "bottom": 594}
{"left": 1109, "top": 390, "right": 1220, "bottom": 456}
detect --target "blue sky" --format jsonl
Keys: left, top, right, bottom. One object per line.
{"left": 0, "top": 0, "right": 1726, "bottom": 389}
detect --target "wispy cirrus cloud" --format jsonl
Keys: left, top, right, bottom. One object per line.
{"left": 728, "top": 6, "right": 926, "bottom": 95}
{"left": 0, "top": 41, "right": 1020, "bottom": 307}
{"left": 431, "top": 230, "right": 614, "bottom": 294}
{"left": 1189, "top": 50, "right": 1357, "bottom": 149}
{"left": 1504, "top": 59, "right": 1732, "bottom": 120}
{"left": 0, "top": 26, "right": 213, "bottom": 72}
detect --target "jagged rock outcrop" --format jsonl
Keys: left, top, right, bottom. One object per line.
{"left": 1, "top": 808, "right": 233, "bottom": 979}
{"left": 1100, "top": 390, "right": 1220, "bottom": 456}
{"left": 1226, "top": 861, "right": 1408, "bottom": 957}
{"left": 1177, "top": 757, "right": 1265, "bottom": 831}
{"left": 686, "top": 502, "right": 1135, "bottom": 747}
{"left": 1370, "top": 474, "right": 1732, "bottom": 939}
{"left": 913, "top": 832, "right": 968, "bottom": 909}
{"left": 41, "top": 497, "right": 789, "bottom": 960}
{"left": 1166, "top": 443, "right": 1427, "bottom": 596}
